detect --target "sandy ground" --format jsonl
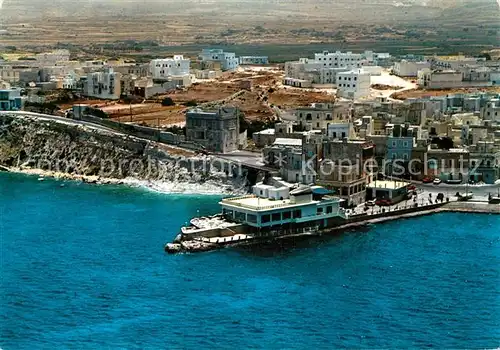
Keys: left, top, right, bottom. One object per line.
{"left": 366, "top": 70, "right": 418, "bottom": 101}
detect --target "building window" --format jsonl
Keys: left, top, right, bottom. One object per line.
{"left": 247, "top": 214, "right": 257, "bottom": 223}
{"left": 272, "top": 213, "right": 281, "bottom": 221}
{"left": 317, "top": 207, "right": 324, "bottom": 215}
{"left": 234, "top": 212, "right": 246, "bottom": 222}
{"left": 282, "top": 211, "right": 291, "bottom": 219}
{"left": 262, "top": 214, "right": 270, "bottom": 223}
{"left": 293, "top": 210, "right": 301, "bottom": 219}
{"left": 326, "top": 206, "right": 333, "bottom": 214}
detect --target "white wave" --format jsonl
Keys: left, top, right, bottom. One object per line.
{"left": 123, "top": 178, "right": 246, "bottom": 196}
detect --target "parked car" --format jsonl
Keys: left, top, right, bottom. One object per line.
{"left": 366, "top": 200, "right": 376, "bottom": 206}
{"left": 407, "top": 184, "right": 417, "bottom": 191}
{"left": 433, "top": 178, "right": 442, "bottom": 185}
{"left": 422, "top": 177, "right": 433, "bottom": 183}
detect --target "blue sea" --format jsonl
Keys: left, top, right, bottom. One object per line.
{"left": 1, "top": 172, "right": 499, "bottom": 349}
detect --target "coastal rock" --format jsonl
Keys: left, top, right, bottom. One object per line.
{"left": 0, "top": 114, "right": 247, "bottom": 192}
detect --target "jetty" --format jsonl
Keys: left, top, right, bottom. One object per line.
{"left": 165, "top": 200, "right": 499, "bottom": 254}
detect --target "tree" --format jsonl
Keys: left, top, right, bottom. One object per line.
{"left": 161, "top": 97, "right": 175, "bottom": 107}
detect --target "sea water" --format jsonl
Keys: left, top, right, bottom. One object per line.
{"left": 1, "top": 172, "right": 499, "bottom": 349}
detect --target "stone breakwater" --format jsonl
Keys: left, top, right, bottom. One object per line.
{"left": 0, "top": 114, "right": 247, "bottom": 193}
{"left": 165, "top": 202, "right": 500, "bottom": 254}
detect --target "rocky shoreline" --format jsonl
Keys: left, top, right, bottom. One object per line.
{"left": 0, "top": 114, "right": 248, "bottom": 194}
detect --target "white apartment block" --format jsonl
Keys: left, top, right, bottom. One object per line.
{"left": 85, "top": 68, "right": 121, "bottom": 100}
{"left": 481, "top": 99, "right": 500, "bottom": 122}
{"left": 284, "top": 50, "right": 387, "bottom": 87}
{"left": 199, "top": 49, "right": 239, "bottom": 71}
{"left": 314, "top": 51, "right": 365, "bottom": 69}
{"left": 149, "top": 55, "right": 190, "bottom": 80}
{"left": 336, "top": 69, "right": 371, "bottom": 100}
{"left": 284, "top": 58, "right": 348, "bottom": 85}
{"left": 61, "top": 72, "right": 79, "bottom": 90}
{"left": 393, "top": 60, "right": 431, "bottom": 77}
{"left": 239, "top": 56, "right": 269, "bottom": 65}
{"left": 327, "top": 123, "right": 353, "bottom": 139}
{"left": 431, "top": 55, "right": 479, "bottom": 70}
{"left": 417, "top": 68, "right": 492, "bottom": 89}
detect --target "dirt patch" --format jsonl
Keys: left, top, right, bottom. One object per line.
{"left": 392, "top": 86, "right": 500, "bottom": 100}
{"left": 269, "top": 89, "right": 335, "bottom": 109}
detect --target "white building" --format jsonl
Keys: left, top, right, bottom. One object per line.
{"left": 239, "top": 56, "right": 269, "bottom": 65}
{"left": 199, "top": 49, "right": 239, "bottom": 71}
{"left": 284, "top": 58, "right": 348, "bottom": 85}
{"left": 284, "top": 50, "right": 386, "bottom": 87}
{"left": 327, "top": 123, "right": 352, "bottom": 140}
{"left": 481, "top": 99, "right": 500, "bottom": 122}
{"left": 336, "top": 69, "right": 371, "bottom": 99}
{"left": 149, "top": 56, "right": 190, "bottom": 80}
{"left": 85, "top": 68, "right": 121, "bottom": 100}
{"left": 314, "top": 51, "right": 365, "bottom": 69}
{"left": 61, "top": 71, "right": 79, "bottom": 90}
{"left": 393, "top": 60, "right": 431, "bottom": 77}
{"left": 431, "top": 55, "right": 478, "bottom": 70}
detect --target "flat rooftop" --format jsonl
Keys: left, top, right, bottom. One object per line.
{"left": 367, "top": 180, "right": 410, "bottom": 190}
{"left": 274, "top": 138, "right": 302, "bottom": 147}
{"left": 221, "top": 195, "right": 317, "bottom": 211}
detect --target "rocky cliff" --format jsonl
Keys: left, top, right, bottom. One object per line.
{"left": 0, "top": 114, "right": 247, "bottom": 193}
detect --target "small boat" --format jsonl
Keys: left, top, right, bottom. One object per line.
{"left": 38, "top": 177, "right": 45, "bottom": 182}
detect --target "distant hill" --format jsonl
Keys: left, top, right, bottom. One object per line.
{"left": 1, "top": 0, "right": 498, "bottom": 24}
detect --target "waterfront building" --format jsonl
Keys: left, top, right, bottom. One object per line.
{"left": 318, "top": 139, "right": 375, "bottom": 207}
{"left": 149, "top": 56, "right": 190, "bottom": 81}
{"left": 185, "top": 107, "right": 240, "bottom": 153}
{"left": 366, "top": 180, "right": 410, "bottom": 204}
{"left": 0, "top": 88, "right": 22, "bottom": 111}
{"left": 199, "top": 49, "right": 239, "bottom": 71}
{"left": 219, "top": 183, "right": 346, "bottom": 229}
{"left": 426, "top": 147, "right": 470, "bottom": 181}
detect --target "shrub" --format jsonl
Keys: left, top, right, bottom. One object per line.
{"left": 183, "top": 100, "right": 198, "bottom": 107}
{"left": 161, "top": 97, "right": 175, "bottom": 106}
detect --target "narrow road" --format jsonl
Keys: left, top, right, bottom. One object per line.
{"left": 0, "top": 111, "right": 119, "bottom": 135}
